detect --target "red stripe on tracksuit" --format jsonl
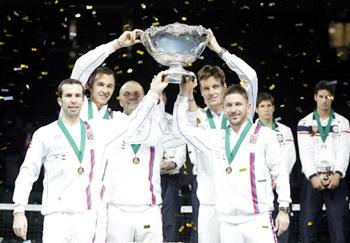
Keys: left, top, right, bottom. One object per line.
{"left": 148, "top": 146, "right": 156, "bottom": 205}
{"left": 250, "top": 124, "right": 261, "bottom": 213}
{"left": 86, "top": 149, "right": 95, "bottom": 209}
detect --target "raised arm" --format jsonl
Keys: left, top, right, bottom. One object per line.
{"left": 102, "top": 71, "right": 169, "bottom": 145}
{"left": 70, "top": 29, "right": 143, "bottom": 86}
{"left": 173, "top": 79, "right": 217, "bottom": 154}
{"left": 207, "top": 30, "right": 258, "bottom": 120}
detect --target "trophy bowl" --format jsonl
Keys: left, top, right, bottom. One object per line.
{"left": 141, "top": 22, "right": 210, "bottom": 84}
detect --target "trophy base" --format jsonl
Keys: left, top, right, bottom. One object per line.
{"left": 164, "top": 65, "right": 196, "bottom": 84}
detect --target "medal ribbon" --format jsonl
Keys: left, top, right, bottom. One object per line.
{"left": 206, "top": 109, "right": 227, "bottom": 129}
{"left": 258, "top": 119, "right": 277, "bottom": 131}
{"left": 314, "top": 110, "right": 334, "bottom": 143}
{"left": 88, "top": 99, "right": 110, "bottom": 120}
{"left": 57, "top": 119, "right": 86, "bottom": 163}
{"left": 131, "top": 144, "right": 141, "bottom": 155}
{"left": 225, "top": 121, "right": 252, "bottom": 165}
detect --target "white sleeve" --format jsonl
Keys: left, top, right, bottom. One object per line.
{"left": 163, "top": 144, "right": 187, "bottom": 173}
{"left": 265, "top": 129, "right": 291, "bottom": 207}
{"left": 335, "top": 117, "right": 350, "bottom": 177}
{"left": 70, "top": 41, "right": 116, "bottom": 86}
{"left": 173, "top": 95, "right": 217, "bottom": 154}
{"left": 101, "top": 90, "right": 160, "bottom": 144}
{"left": 283, "top": 127, "right": 297, "bottom": 174}
{"left": 297, "top": 119, "right": 317, "bottom": 179}
{"left": 221, "top": 52, "right": 258, "bottom": 121}
{"left": 13, "top": 129, "right": 46, "bottom": 207}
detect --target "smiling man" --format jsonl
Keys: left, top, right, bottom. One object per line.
{"left": 174, "top": 82, "right": 291, "bottom": 243}
{"left": 70, "top": 29, "right": 143, "bottom": 120}
{"left": 185, "top": 30, "right": 258, "bottom": 243}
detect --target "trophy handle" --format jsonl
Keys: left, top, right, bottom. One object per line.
{"left": 141, "top": 33, "right": 159, "bottom": 54}
{"left": 194, "top": 42, "right": 208, "bottom": 60}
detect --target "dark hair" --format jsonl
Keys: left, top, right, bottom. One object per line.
{"left": 224, "top": 84, "right": 248, "bottom": 102}
{"left": 88, "top": 67, "right": 116, "bottom": 86}
{"left": 57, "top": 79, "right": 84, "bottom": 97}
{"left": 314, "top": 80, "right": 335, "bottom": 96}
{"left": 197, "top": 65, "right": 226, "bottom": 86}
{"left": 256, "top": 92, "right": 275, "bottom": 107}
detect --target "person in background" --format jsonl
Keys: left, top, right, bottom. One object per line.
{"left": 255, "top": 92, "right": 296, "bottom": 243}
{"left": 298, "top": 80, "right": 350, "bottom": 243}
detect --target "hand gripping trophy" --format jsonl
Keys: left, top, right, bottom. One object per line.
{"left": 141, "top": 22, "right": 210, "bottom": 83}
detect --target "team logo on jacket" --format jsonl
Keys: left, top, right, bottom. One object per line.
{"left": 332, "top": 125, "right": 339, "bottom": 134}
{"left": 87, "top": 129, "right": 94, "bottom": 140}
{"left": 250, "top": 134, "right": 257, "bottom": 144}
{"left": 277, "top": 133, "right": 284, "bottom": 143}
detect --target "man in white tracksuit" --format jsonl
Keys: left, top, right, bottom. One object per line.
{"left": 12, "top": 75, "right": 167, "bottom": 243}
{"left": 297, "top": 80, "right": 350, "bottom": 243}
{"left": 185, "top": 30, "right": 258, "bottom": 243}
{"left": 174, "top": 82, "right": 291, "bottom": 243}
{"left": 255, "top": 92, "right": 296, "bottom": 243}
{"left": 102, "top": 78, "right": 183, "bottom": 243}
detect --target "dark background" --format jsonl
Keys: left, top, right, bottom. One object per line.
{"left": 0, "top": 0, "right": 349, "bottom": 202}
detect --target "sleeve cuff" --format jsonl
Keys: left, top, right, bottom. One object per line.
{"left": 13, "top": 205, "right": 25, "bottom": 214}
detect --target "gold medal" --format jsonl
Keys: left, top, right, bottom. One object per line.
{"left": 133, "top": 157, "right": 140, "bottom": 164}
{"left": 77, "top": 166, "right": 84, "bottom": 175}
{"left": 226, "top": 166, "right": 232, "bottom": 174}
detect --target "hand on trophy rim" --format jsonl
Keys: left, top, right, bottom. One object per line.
{"left": 207, "top": 29, "right": 223, "bottom": 54}
{"left": 116, "top": 29, "right": 144, "bottom": 48}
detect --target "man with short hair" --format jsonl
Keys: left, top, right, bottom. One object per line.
{"left": 256, "top": 92, "right": 296, "bottom": 243}
{"left": 103, "top": 73, "right": 182, "bottom": 243}
{"left": 70, "top": 29, "right": 143, "bottom": 120}
{"left": 186, "top": 30, "right": 258, "bottom": 243}
{"left": 12, "top": 74, "right": 168, "bottom": 242}
{"left": 298, "top": 80, "right": 350, "bottom": 243}
{"left": 173, "top": 81, "right": 291, "bottom": 243}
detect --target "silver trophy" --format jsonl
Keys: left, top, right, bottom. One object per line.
{"left": 316, "top": 160, "right": 334, "bottom": 181}
{"left": 141, "top": 22, "right": 210, "bottom": 84}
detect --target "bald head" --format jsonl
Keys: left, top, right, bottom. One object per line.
{"left": 118, "top": 80, "right": 145, "bottom": 115}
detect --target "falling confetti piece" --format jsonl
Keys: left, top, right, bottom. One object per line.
{"left": 136, "top": 50, "right": 144, "bottom": 55}
{"left": 269, "top": 84, "right": 275, "bottom": 90}
{"left": 140, "top": 3, "right": 147, "bottom": 9}
{"left": 0, "top": 96, "right": 14, "bottom": 101}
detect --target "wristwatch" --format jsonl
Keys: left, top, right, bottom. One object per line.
{"left": 279, "top": 206, "right": 290, "bottom": 214}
